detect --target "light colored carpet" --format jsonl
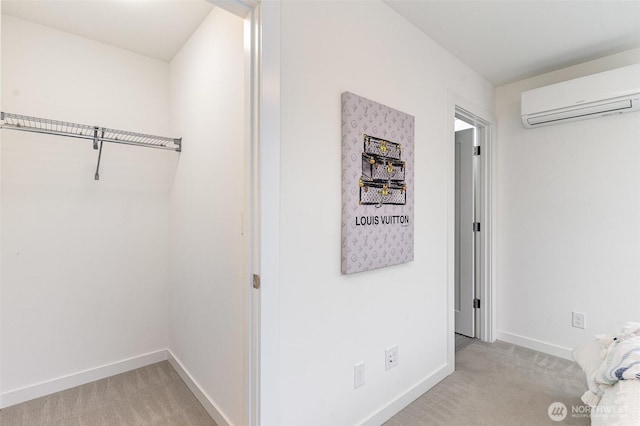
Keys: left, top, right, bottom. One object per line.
{"left": 0, "top": 361, "right": 217, "bottom": 426}
{"left": 385, "top": 339, "right": 589, "bottom": 426}
{"left": 1, "top": 341, "right": 590, "bottom": 425}
{"left": 455, "top": 333, "right": 475, "bottom": 353}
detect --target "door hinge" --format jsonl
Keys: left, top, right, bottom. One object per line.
{"left": 474, "top": 146, "right": 481, "bottom": 156}
{"left": 473, "top": 298, "right": 481, "bottom": 309}
{"left": 473, "top": 222, "right": 481, "bottom": 232}
{"left": 253, "top": 274, "right": 261, "bottom": 289}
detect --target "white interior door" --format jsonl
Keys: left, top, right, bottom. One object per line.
{"left": 455, "top": 128, "right": 475, "bottom": 337}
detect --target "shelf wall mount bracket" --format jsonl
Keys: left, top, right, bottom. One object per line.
{"left": 94, "top": 129, "right": 105, "bottom": 181}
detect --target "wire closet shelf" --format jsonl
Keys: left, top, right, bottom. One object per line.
{"left": 0, "top": 111, "right": 182, "bottom": 180}
{"left": 1, "top": 112, "right": 181, "bottom": 151}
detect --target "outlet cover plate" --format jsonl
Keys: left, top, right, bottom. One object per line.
{"left": 354, "top": 362, "right": 365, "bottom": 389}
{"left": 385, "top": 345, "right": 399, "bottom": 370}
{"left": 572, "top": 311, "right": 586, "bottom": 329}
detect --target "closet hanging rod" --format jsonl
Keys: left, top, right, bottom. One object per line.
{"left": 0, "top": 112, "right": 182, "bottom": 152}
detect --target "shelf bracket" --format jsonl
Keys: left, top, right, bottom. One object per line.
{"left": 94, "top": 130, "right": 105, "bottom": 180}
{"left": 93, "top": 127, "right": 99, "bottom": 150}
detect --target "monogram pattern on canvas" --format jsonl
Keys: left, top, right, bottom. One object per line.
{"left": 341, "top": 92, "right": 414, "bottom": 274}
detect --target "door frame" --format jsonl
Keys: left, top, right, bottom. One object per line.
{"left": 210, "top": 1, "right": 277, "bottom": 425}
{"left": 447, "top": 92, "right": 496, "bottom": 363}
{"left": 244, "top": 3, "right": 261, "bottom": 425}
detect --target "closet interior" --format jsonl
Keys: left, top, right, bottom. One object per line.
{"left": 0, "top": 1, "right": 250, "bottom": 424}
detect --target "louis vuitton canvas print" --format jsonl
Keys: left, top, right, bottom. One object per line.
{"left": 341, "top": 92, "right": 415, "bottom": 274}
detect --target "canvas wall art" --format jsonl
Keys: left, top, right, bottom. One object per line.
{"left": 341, "top": 91, "right": 415, "bottom": 274}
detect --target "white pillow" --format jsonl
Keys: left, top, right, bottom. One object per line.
{"left": 573, "top": 339, "right": 605, "bottom": 377}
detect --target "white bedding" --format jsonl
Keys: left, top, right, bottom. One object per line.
{"left": 573, "top": 322, "right": 640, "bottom": 426}
{"left": 594, "top": 380, "right": 640, "bottom": 426}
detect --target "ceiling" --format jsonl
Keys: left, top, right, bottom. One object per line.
{"left": 2, "top": 0, "right": 639, "bottom": 82}
{"left": 1, "top": 0, "right": 214, "bottom": 62}
{"left": 383, "top": 0, "right": 640, "bottom": 86}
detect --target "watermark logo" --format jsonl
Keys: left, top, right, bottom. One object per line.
{"left": 548, "top": 401, "right": 629, "bottom": 422}
{"left": 548, "top": 402, "right": 567, "bottom": 422}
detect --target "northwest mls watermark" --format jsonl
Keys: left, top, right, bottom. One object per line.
{"left": 548, "top": 402, "right": 629, "bottom": 422}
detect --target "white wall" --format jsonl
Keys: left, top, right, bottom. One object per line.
{"left": 168, "top": 8, "right": 246, "bottom": 426}
{"left": 276, "top": 2, "right": 493, "bottom": 424}
{"left": 1, "top": 15, "right": 173, "bottom": 403}
{"left": 496, "top": 49, "right": 640, "bottom": 358}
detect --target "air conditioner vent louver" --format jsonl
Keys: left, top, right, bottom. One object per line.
{"left": 521, "top": 64, "right": 640, "bottom": 128}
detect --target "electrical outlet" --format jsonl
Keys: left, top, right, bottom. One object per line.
{"left": 572, "top": 311, "right": 586, "bottom": 329}
{"left": 385, "top": 345, "right": 399, "bottom": 370}
{"left": 354, "top": 362, "right": 365, "bottom": 389}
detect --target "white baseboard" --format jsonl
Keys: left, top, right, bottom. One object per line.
{"left": 0, "top": 350, "right": 168, "bottom": 409}
{"left": 359, "top": 362, "right": 454, "bottom": 426}
{"left": 167, "top": 350, "right": 232, "bottom": 426}
{"left": 497, "top": 330, "right": 573, "bottom": 360}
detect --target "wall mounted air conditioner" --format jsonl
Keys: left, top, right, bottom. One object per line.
{"left": 521, "top": 63, "right": 640, "bottom": 128}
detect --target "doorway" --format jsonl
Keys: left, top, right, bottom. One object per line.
{"left": 454, "top": 119, "right": 477, "bottom": 338}
{"left": 453, "top": 105, "right": 493, "bottom": 345}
